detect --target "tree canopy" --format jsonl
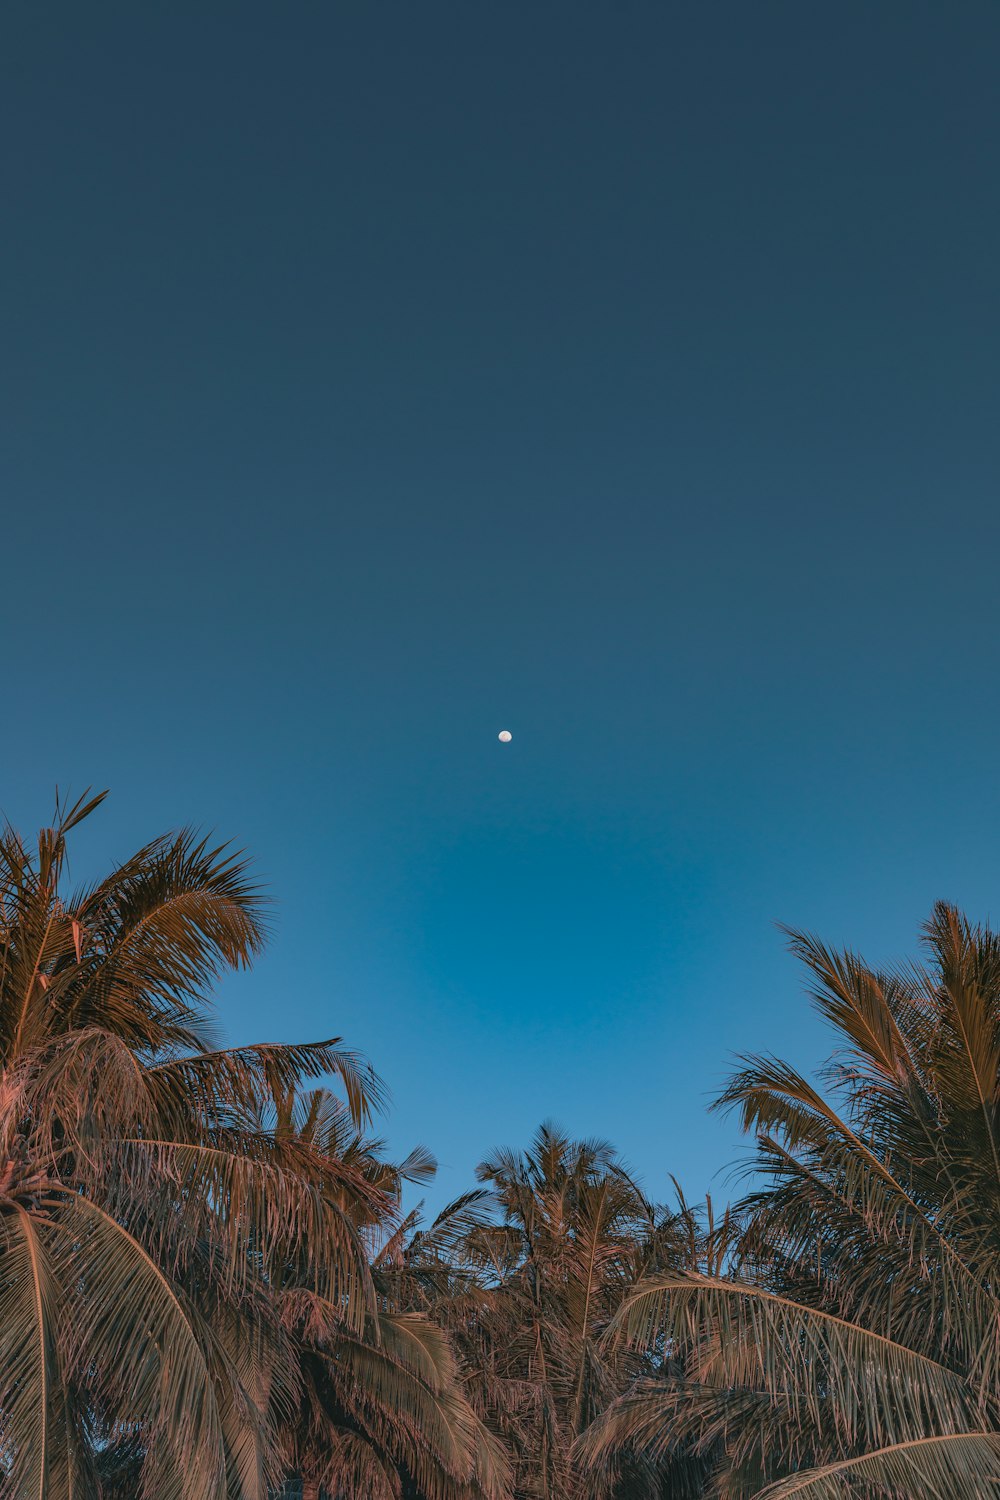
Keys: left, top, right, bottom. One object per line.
{"left": 2, "top": 794, "right": 996, "bottom": 1500}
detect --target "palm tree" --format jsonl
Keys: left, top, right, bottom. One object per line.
{"left": 0, "top": 790, "right": 384, "bottom": 1498}
{"left": 588, "top": 904, "right": 1000, "bottom": 1499}
{"left": 408, "top": 1123, "right": 696, "bottom": 1500}
{"left": 273, "top": 1089, "right": 509, "bottom": 1500}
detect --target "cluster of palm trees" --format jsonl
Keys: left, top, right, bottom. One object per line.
{"left": 2, "top": 794, "right": 999, "bottom": 1498}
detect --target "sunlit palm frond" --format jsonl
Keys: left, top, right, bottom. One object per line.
{"left": 0, "top": 1207, "right": 62, "bottom": 1500}
{"left": 55, "top": 1192, "right": 228, "bottom": 1497}
{"left": 613, "top": 1274, "right": 975, "bottom": 1446}
{"left": 756, "top": 1430, "right": 1000, "bottom": 1500}
{"left": 146, "top": 1037, "right": 386, "bottom": 1131}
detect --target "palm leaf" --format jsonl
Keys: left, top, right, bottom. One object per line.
{"left": 0, "top": 1208, "right": 61, "bottom": 1500}
{"left": 756, "top": 1430, "right": 1000, "bottom": 1500}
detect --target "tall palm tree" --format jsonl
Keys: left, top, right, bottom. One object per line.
{"left": 0, "top": 791, "right": 384, "bottom": 1498}
{"left": 410, "top": 1123, "right": 695, "bottom": 1500}
{"left": 588, "top": 904, "right": 1000, "bottom": 1499}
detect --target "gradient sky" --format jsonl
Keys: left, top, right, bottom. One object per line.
{"left": 4, "top": 2, "right": 1000, "bottom": 1213}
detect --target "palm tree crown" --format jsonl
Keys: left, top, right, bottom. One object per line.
{"left": 404, "top": 1123, "right": 701, "bottom": 1500}
{"left": 0, "top": 792, "right": 385, "bottom": 1498}
{"left": 593, "top": 903, "right": 1000, "bottom": 1499}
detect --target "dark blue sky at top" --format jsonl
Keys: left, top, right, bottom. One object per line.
{"left": 3, "top": 2, "right": 1000, "bottom": 1211}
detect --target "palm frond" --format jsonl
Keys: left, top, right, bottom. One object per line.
{"left": 0, "top": 1207, "right": 62, "bottom": 1500}
{"left": 756, "top": 1430, "right": 1000, "bottom": 1500}
{"left": 55, "top": 1192, "right": 227, "bottom": 1496}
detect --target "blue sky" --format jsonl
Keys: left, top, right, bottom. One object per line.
{"left": 3, "top": 2, "right": 1000, "bottom": 1211}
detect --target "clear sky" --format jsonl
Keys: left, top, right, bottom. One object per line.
{"left": 4, "top": 2, "right": 1000, "bottom": 1212}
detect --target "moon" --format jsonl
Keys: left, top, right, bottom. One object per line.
{"left": 498, "top": 730, "right": 512, "bottom": 742}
